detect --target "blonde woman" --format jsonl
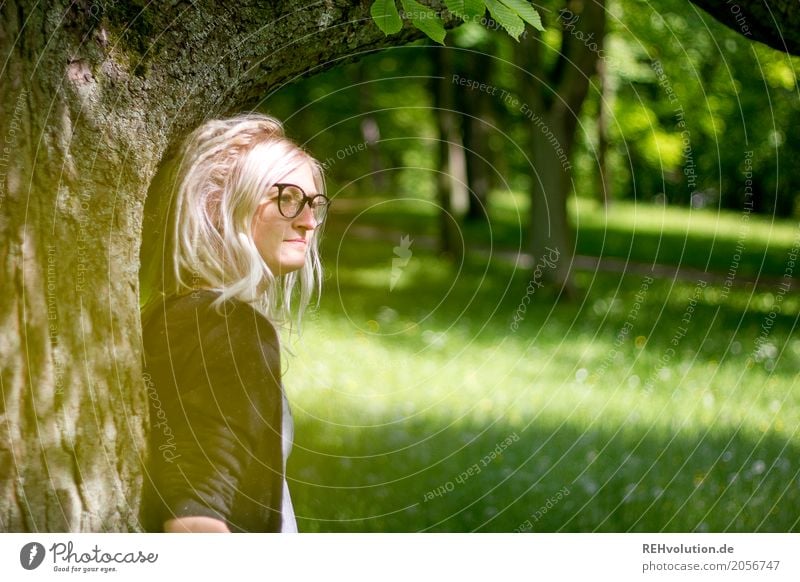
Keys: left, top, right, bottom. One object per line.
{"left": 140, "top": 114, "right": 328, "bottom": 532}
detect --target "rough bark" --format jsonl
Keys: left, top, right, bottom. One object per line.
{"left": 515, "top": 0, "right": 605, "bottom": 296}
{"left": 688, "top": 0, "right": 800, "bottom": 56}
{"left": 0, "top": 0, "right": 448, "bottom": 532}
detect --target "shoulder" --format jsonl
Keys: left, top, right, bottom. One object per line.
{"left": 144, "top": 290, "right": 281, "bottom": 361}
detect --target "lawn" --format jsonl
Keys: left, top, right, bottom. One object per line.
{"left": 282, "top": 195, "right": 800, "bottom": 532}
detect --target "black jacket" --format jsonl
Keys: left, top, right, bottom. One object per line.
{"left": 140, "top": 290, "right": 284, "bottom": 532}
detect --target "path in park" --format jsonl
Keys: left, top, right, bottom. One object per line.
{"left": 343, "top": 224, "right": 784, "bottom": 290}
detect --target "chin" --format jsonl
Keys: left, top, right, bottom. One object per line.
{"left": 277, "top": 262, "right": 305, "bottom": 275}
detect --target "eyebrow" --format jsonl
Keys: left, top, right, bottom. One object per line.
{"left": 271, "top": 184, "right": 322, "bottom": 197}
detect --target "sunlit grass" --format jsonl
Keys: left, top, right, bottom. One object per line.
{"left": 282, "top": 212, "right": 800, "bottom": 532}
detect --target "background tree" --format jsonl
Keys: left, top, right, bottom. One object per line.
{"left": 515, "top": 0, "right": 606, "bottom": 295}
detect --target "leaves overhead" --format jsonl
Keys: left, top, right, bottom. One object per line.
{"left": 400, "top": 0, "right": 447, "bottom": 44}
{"left": 371, "top": 0, "right": 404, "bottom": 35}
{"left": 370, "top": 0, "right": 543, "bottom": 44}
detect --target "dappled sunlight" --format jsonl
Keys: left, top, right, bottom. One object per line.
{"left": 279, "top": 215, "right": 800, "bottom": 532}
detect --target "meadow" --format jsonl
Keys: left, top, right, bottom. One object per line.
{"left": 283, "top": 195, "right": 800, "bottom": 532}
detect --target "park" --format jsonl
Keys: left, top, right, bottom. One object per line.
{"left": 0, "top": 0, "right": 798, "bottom": 538}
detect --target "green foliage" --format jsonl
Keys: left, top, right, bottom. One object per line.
{"left": 483, "top": 0, "right": 525, "bottom": 39}
{"left": 486, "top": 0, "right": 544, "bottom": 39}
{"left": 444, "top": 0, "right": 485, "bottom": 19}
{"left": 585, "top": 0, "right": 800, "bottom": 215}
{"left": 369, "top": 0, "right": 543, "bottom": 43}
{"left": 400, "top": 0, "right": 446, "bottom": 44}
{"left": 370, "top": 0, "right": 403, "bottom": 35}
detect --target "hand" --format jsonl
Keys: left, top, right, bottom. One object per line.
{"left": 163, "top": 516, "right": 231, "bottom": 533}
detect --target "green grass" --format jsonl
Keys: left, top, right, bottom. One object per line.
{"left": 281, "top": 199, "right": 800, "bottom": 531}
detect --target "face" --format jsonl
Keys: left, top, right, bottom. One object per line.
{"left": 252, "top": 162, "right": 319, "bottom": 275}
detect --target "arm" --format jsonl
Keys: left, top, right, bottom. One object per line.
{"left": 164, "top": 516, "right": 231, "bottom": 533}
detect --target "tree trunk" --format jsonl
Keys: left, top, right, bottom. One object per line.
{"left": 596, "top": 58, "right": 611, "bottom": 207}
{"left": 515, "top": 0, "right": 606, "bottom": 296}
{"left": 0, "top": 0, "right": 449, "bottom": 532}
{"left": 432, "top": 48, "right": 467, "bottom": 259}
{"left": 459, "top": 49, "right": 494, "bottom": 223}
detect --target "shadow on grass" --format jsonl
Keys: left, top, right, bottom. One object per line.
{"left": 319, "top": 230, "right": 799, "bottom": 372}
{"left": 288, "top": 413, "right": 799, "bottom": 532}
{"left": 575, "top": 224, "right": 791, "bottom": 281}
{"left": 291, "top": 218, "right": 799, "bottom": 532}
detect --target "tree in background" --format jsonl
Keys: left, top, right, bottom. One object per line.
{"left": 593, "top": 0, "right": 800, "bottom": 216}
{"left": 514, "top": 0, "right": 606, "bottom": 295}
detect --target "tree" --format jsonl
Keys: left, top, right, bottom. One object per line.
{"left": 689, "top": 0, "right": 800, "bottom": 55}
{"left": 515, "top": 0, "right": 606, "bottom": 295}
{"left": 0, "top": 0, "right": 455, "bottom": 532}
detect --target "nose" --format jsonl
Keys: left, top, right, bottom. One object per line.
{"left": 292, "top": 202, "right": 318, "bottom": 231}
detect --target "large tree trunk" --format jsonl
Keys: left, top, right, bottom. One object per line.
{"left": 0, "top": 0, "right": 447, "bottom": 532}
{"left": 515, "top": 0, "right": 606, "bottom": 296}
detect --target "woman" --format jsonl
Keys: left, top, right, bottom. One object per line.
{"left": 139, "top": 113, "right": 328, "bottom": 532}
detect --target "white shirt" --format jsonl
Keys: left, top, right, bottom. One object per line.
{"left": 280, "top": 393, "right": 298, "bottom": 533}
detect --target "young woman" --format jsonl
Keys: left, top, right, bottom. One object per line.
{"left": 139, "top": 114, "right": 328, "bottom": 532}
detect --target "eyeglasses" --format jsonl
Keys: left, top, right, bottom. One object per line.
{"left": 271, "top": 183, "right": 330, "bottom": 221}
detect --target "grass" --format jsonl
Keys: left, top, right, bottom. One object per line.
{"left": 281, "top": 195, "right": 800, "bottom": 532}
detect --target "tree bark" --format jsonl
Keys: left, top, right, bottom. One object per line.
{"left": 458, "top": 49, "right": 494, "bottom": 223}
{"left": 0, "top": 0, "right": 449, "bottom": 532}
{"left": 432, "top": 48, "right": 467, "bottom": 259}
{"left": 688, "top": 0, "right": 800, "bottom": 56}
{"left": 515, "top": 0, "right": 606, "bottom": 296}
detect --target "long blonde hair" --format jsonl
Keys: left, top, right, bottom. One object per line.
{"left": 141, "top": 113, "right": 325, "bottom": 330}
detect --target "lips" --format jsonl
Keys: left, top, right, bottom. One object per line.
{"left": 284, "top": 239, "right": 307, "bottom": 244}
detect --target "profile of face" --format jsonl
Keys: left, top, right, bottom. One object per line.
{"left": 252, "top": 162, "right": 320, "bottom": 276}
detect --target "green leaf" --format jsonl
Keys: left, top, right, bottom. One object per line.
{"left": 498, "top": 0, "right": 544, "bottom": 32}
{"left": 483, "top": 0, "right": 524, "bottom": 40}
{"left": 444, "top": 0, "right": 486, "bottom": 19}
{"left": 400, "top": 0, "right": 447, "bottom": 44}
{"left": 371, "top": 0, "right": 403, "bottom": 35}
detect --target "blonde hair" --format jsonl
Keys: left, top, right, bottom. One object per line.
{"left": 141, "top": 113, "right": 325, "bottom": 330}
